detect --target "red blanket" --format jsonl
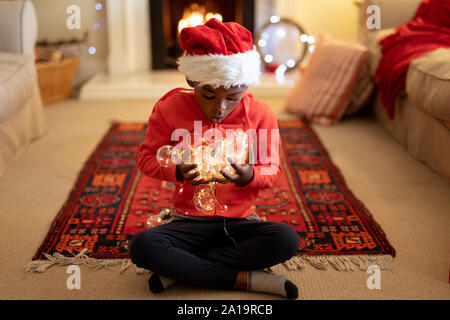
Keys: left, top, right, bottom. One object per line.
{"left": 375, "top": 0, "right": 450, "bottom": 120}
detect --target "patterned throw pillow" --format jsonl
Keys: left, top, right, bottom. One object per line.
{"left": 346, "top": 55, "right": 375, "bottom": 115}
{"left": 286, "top": 34, "right": 369, "bottom": 125}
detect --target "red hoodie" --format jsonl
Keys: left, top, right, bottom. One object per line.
{"left": 138, "top": 88, "right": 282, "bottom": 219}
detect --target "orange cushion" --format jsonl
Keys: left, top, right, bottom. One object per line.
{"left": 286, "top": 35, "right": 369, "bottom": 125}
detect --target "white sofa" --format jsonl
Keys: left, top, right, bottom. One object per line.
{"left": 359, "top": 0, "right": 450, "bottom": 182}
{"left": 0, "top": 0, "right": 47, "bottom": 178}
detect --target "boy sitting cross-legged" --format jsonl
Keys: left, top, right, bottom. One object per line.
{"left": 130, "top": 18, "right": 299, "bottom": 299}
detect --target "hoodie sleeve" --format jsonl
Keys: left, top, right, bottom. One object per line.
{"left": 238, "top": 102, "right": 283, "bottom": 190}
{"left": 137, "top": 100, "right": 178, "bottom": 182}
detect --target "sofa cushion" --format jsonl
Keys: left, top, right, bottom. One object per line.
{"left": 406, "top": 48, "right": 450, "bottom": 122}
{"left": 365, "top": 28, "right": 396, "bottom": 76}
{"left": 0, "top": 52, "right": 37, "bottom": 121}
{"left": 346, "top": 55, "right": 375, "bottom": 115}
{"left": 286, "top": 34, "right": 368, "bottom": 125}
{"left": 374, "top": 94, "right": 450, "bottom": 182}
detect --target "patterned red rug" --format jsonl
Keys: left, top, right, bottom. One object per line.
{"left": 26, "top": 120, "right": 395, "bottom": 273}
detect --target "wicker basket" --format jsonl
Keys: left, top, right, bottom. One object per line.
{"left": 36, "top": 57, "right": 79, "bottom": 105}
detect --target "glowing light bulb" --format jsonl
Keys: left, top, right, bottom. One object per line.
{"left": 276, "top": 64, "right": 287, "bottom": 84}
{"left": 264, "top": 54, "right": 274, "bottom": 63}
{"left": 276, "top": 64, "right": 287, "bottom": 76}
{"left": 146, "top": 215, "right": 163, "bottom": 228}
{"left": 270, "top": 15, "right": 281, "bottom": 23}
{"left": 156, "top": 145, "right": 174, "bottom": 168}
{"left": 286, "top": 59, "right": 296, "bottom": 68}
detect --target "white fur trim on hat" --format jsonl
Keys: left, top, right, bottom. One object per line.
{"left": 177, "top": 48, "right": 261, "bottom": 88}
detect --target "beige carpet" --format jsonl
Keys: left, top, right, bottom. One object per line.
{"left": 0, "top": 98, "right": 449, "bottom": 300}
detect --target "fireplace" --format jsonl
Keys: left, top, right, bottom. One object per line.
{"left": 150, "top": 0, "right": 255, "bottom": 70}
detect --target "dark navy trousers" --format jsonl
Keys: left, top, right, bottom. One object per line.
{"left": 129, "top": 218, "right": 299, "bottom": 290}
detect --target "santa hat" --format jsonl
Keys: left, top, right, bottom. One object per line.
{"left": 177, "top": 18, "right": 261, "bottom": 88}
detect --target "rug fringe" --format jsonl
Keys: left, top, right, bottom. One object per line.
{"left": 282, "top": 255, "right": 394, "bottom": 272}
{"left": 26, "top": 250, "right": 393, "bottom": 274}
{"left": 25, "top": 249, "right": 147, "bottom": 275}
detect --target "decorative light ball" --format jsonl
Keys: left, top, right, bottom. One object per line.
{"left": 156, "top": 145, "right": 174, "bottom": 168}
{"left": 193, "top": 187, "right": 216, "bottom": 213}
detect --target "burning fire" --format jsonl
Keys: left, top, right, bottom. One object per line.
{"left": 178, "top": 3, "right": 223, "bottom": 33}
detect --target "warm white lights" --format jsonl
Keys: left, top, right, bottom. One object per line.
{"left": 276, "top": 64, "right": 287, "bottom": 76}
{"left": 270, "top": 15, "right": 281, "bottom": 23}
{"left": 301, "top": 34, "right": 316, "bottom": 44}
{"left": 275, "top": 64, "right": 287, "bottom": 84}
{"left": 258, "top": 17, "right": 312, "bottom": 75}
{"left": 264, "top": 54, "right": 274, "bottom": 63}
{"left": 286, "top": 59, "right": 296, "bottom": 68}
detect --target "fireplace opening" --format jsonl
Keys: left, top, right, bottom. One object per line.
{"left": 150, "top": 0, "right": 255, "bottom": 70}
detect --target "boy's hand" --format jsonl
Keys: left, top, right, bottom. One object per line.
{"left": 176, "top": 149, "right": 206, "bottom": 186}
{"left": 177, "top": 163, "right": 206, "bottom": 186}
{"left": 220, "top": 159, "right": 254, "bottom": 187}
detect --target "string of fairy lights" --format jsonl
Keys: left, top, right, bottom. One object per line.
{"left": 87, "top": 2, "right": 103, "bottom": 55}
{"left": 255, "top": 15, "right": 315, "bottom": 83}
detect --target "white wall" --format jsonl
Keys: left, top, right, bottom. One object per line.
{"left": 274, "top": 0, "right": 359, "bottom": 42}
{"left": 31, "top": 0, "right": 108, "bottom": 86}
